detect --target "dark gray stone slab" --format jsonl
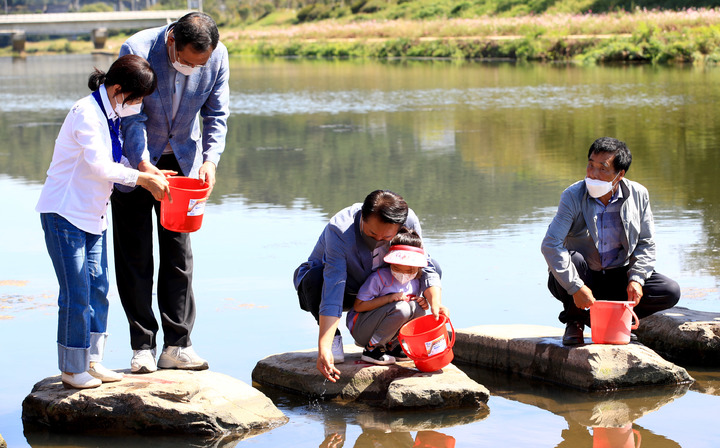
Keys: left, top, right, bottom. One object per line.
{"left": 453, "top": 324, "right": 693, "bottom": 391}
{"left": 636, "top": 306, "right": 720, "bottom": 366}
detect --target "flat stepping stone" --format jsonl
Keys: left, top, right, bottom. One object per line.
{"left": 252, "top": 346, "right": 489, "bottom": 410}
{"left": 453, "top": 324, "right": 693, "bottom": 391}
{"left": 636, "top": 306, "right": 720, "bottom": 366}
{"left": 22, "top": 370, "right": 287, "bottom": 442}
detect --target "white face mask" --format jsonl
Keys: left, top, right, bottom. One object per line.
{"left": 391, "top": 270, "right": 416, "bottom": 285}
{"left": 114, "top": 93, "right": 142, "bottom": 118}
{"left": 585, "top": 173, "right": 620, "bottom": 198}
{"left": 171, "top": 42, "right": 200, "bottom": 76}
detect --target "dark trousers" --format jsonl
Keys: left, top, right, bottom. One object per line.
{"left": 548, "top": 251, "right": 681, "bottom": 326}
{"left": 111, "top": 154, "right": 195, "bottom": 350}
{"left": 296, "top": 264, "right": 357, "bottom": 337}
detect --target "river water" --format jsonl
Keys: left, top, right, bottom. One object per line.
{"left": 1, "top": 54, "right": 719, "bottom": 447}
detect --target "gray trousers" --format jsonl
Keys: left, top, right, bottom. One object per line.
{"left": 351, "top": 301, "right": 425, "bottom": 348}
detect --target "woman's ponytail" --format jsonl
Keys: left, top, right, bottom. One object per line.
{"left": 87, "top": 68, "right": 107, "bottom": 91}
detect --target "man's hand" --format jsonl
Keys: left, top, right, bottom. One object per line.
{"left": 317, "top": 315, "right": 342, "bottom": 382}
{"left": 573, "top": 285, "right": 596, "bottom": 309}
{"left": 317, "top": 346, "right": 341, "bottom": 383}
{"left": 437, "top": 305, "right": 450, "bottom": 318}
{"left": 627, "top": 281, "right": 643, "bottom": 305}
{"left": 198, "top": 161, "right": 217, "bottom": 196}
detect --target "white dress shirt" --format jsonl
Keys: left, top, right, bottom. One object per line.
{"left": 36, "top": 85, "right": 139, "bottom": 235}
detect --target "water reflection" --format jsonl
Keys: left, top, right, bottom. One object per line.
{"left": 463, "top": 365, "right": 687, "bottom": 447}
{"left": 256, "top": 383, "right": 486, "bottom": 448}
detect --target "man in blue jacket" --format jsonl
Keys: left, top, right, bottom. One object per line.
{"left": 541, "top": 137, "right": 680, "bottom": 345}
{"left": 111, "top": 12, "right": 229, "bottom": 372}
{"left": 294, "top": 190, "right": 445, "bottom": 381}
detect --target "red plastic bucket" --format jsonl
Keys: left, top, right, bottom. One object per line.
{"left": 160, "top": 176, "right": 210, "bottom": 233}
{"left": 398, "top": 314, "right": 455, "bottom": 372}
{"left": 590, "top": 301, "right": 639, "bottom": 345}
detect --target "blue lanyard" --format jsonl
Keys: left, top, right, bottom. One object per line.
{"left": 91, "top": 89, "right": 122, "bottom": 163}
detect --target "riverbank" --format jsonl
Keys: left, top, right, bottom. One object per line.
{"left": 4, "top": 8, "right": 720, "bottom": 64}
{"left": 225, "top": 9, "right": 720, "bottom": 64}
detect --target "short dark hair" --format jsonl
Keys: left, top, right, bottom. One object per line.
{"left": 361, "top": 190, "right": 409, "bottom": 225}
{"left": 390, "top": 227, "right": 423, "bottom": 248}
{"left": 87, "top": 54, "right": 156, "bottom": 105}
{"left": 588, "top": 137, "right": 632, "bottom": 173}
{"left": 173, "top": 12, "right": 219, "bottom": 53}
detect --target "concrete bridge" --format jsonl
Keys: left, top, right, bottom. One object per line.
{"left": 0, "top": 10, "right": 193, "bottom": 52}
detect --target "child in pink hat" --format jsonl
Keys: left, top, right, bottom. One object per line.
{"left": 347, "top": 227, "right": 429, "bottom": 365}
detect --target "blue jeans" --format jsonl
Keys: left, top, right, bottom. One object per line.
{"left": 41, "top": 213, "right": 109, "bottom": 373}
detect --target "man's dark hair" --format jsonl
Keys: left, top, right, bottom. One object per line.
{"left": 361, "top": 190, "right": 408, "bottom": 225}
{"left": 390, "top": 227, "right": 423, "bottom": 248}
{"left": 173, "top": 12, "right": 219, "bottom": 53}
{"left": 588, "top": 137, "right": 632, "bottom": 173}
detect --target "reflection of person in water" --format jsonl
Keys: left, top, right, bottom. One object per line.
{"left": 317, "top": 416, "right": 456, "bottom": 448}
{"left": 352, "top": 430, "right": 455, "bottom": 448}
{"left": 553, "top": 419, "right": 681, "bottom": 448}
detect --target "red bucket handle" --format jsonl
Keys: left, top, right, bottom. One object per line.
{"left": 625, "top": 303, "right": 640, "bottom": 330}
{"left": 445, "top": 314, "right": 455, "bottom": 349}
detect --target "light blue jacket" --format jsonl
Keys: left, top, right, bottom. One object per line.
{"left": 541, "top": 178, "right": 656, "bottom": 295}
{"left": 293, "top": 203, "right": 442, "bottom": 318}
{"left": 118, "top": 24, "right": 229, "bottom": 179}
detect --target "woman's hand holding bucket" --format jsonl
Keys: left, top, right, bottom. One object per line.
{"left": 136, "top": 171, "right": 172, "bottom": 201}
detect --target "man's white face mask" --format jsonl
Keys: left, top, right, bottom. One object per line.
{"left": 585, "top": 172, "right": 620, "bottom": 198}
{"left": 171, "top": 42, "right": 201, "bottom": 76}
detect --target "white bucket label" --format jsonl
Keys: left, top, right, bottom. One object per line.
{"left": 425, "top": 335, "right": 447, "bottom": 357}
{"left": 187, "top": 199, "right": 206, "bottom": 217}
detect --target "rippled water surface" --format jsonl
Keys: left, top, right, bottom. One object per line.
{"left": 1, "top": 54, "right": 719, "bottom": 447}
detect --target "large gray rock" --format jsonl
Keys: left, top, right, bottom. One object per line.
{"left": 454, "top": 324, "right": 693, "bottom": 391}
{"left": 635, "top": 306, "right": 720, "bottom": 366}
{"left": 22, "top": 370, "right": 287, "bottom": 443}
{"left": 252, "top": 346, "right": 489, "bottom": 410}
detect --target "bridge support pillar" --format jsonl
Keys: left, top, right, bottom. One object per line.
{"left": 91, "top": 28, "right": 107, "bottom": 50}
{"left": 11, "top": 31, "right": 26, "bottom": 52}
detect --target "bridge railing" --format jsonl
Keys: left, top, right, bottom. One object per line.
{"left": 1, "top": 10, "right": 194, "bottom": 51}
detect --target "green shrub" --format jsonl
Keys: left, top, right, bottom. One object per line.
{"left": 351, "top": 0, "right": 367, "bottom": 13}
{"left": 359, "top": 0, "right": 387, "bottom": 14}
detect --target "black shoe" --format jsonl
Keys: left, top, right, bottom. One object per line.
{"left": 385, "top": 343, "right": 410, "bottom": 361}
{"left": 361, "top": 345, "right": 396, "bottom": 365}
{"left": 630, "top": 332, "right": 638, "bottom": 342}
{"left": 562, "top": 322, "right": 585, "bottom": 346}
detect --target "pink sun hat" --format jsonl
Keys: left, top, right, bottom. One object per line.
{"left": 383, "top": 245, "right": 428, "bottom": 267}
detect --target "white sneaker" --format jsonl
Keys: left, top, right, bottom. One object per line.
{"left": 88, "top": 363, "right": 123, "bottom": 382}
{"left": 157, "top": 345, "right": 209, "bottom": 370}
{"left": 61, "top": 371, "right": 102, "bottom": 389}
{"left": 332, "top": 334, "right": 345, "bottom": 364}
{"left": 131, "top": 349, "right": 157, "bottom": 374}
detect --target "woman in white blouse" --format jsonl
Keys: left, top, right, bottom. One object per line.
{"left": 36, "top": 54, "right": 173, "bottom": 389}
